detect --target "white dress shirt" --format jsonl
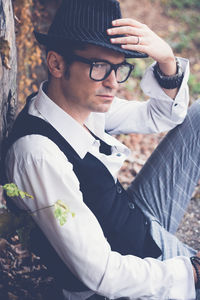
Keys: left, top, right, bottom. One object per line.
{"left": 6, "top": 58, "right": 196, "bottom": 299}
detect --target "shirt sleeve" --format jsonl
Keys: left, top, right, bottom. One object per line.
{"left": 6, "top": 135, "right": 196, "bottom": 300}
{"left": 105, "top": 57, "right": 190, "bottom": 135}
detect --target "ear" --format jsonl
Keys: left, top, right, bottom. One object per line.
{"left": 47, "top": 51, "right": 66, "bottom": 78}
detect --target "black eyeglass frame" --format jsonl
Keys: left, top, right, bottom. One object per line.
{"left": 70, "top": 54, "right": 135, "bottom": 83}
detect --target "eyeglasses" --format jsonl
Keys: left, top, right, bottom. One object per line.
{"left": 70, "top": 55, "right": 134, "bottom": 83}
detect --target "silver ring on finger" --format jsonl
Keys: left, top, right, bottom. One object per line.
{"left": 136, "top": 36, "right": 140, "bottom": 45}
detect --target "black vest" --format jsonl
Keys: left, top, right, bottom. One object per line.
{"left": 4, "top": 96, "right": 161, "bottom": 292}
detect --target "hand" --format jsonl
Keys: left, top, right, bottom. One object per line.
{"left": 192, "top": 252, "right": 200, "bottom": 284}
{"left": 107, "top": 18, "right": 176, "bottom": 75}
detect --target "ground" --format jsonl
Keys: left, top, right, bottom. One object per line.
{"left": 0, "top": 0, "right": 200, "bottom": 299}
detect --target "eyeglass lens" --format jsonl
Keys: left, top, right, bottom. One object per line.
{"left": 91, "top": 62, "right": 132, "bottom": 83}
{"left": 116, "top": 64, "right": 132, "bottom": 83}
{"left": 91, "top": 63, "right": 110, "bottom": 80}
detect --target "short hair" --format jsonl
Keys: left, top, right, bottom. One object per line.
{"left": 46, "top": 40, "right": 87, "bottom": 79}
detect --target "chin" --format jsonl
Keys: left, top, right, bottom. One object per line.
{"left": 95, "top": 104, "right": 111, "bottom": 113}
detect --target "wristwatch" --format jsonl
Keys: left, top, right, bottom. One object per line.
{"left": 153, "top": 58, "right": 184, "bottom": 89}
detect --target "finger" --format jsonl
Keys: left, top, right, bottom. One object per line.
{"left": 121, "top": 43, "right": 147, "bottom": 54}
{"left": 107, "top": 26, "right": 143, "bottom": 36}
{"left": 110, "top": 36, "right": 141, "bottom": 45}
{"left": 112, "top": 18, "right": 143, "bottom": 28}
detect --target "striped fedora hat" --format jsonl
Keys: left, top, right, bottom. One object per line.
{"left": 34, "top": 0, "right": 147, "bottom": 58}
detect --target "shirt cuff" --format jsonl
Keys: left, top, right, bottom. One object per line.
{"left": 140, "top": 57, "right": 190, "bottom": 103}
{"left": 165, "top": 256, "right": 196, "bottom": 300}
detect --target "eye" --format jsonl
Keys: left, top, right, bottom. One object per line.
{"left": 93, "top": 62, "right": 108, "bottom": 69}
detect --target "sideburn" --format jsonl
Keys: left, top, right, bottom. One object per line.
{"left": 64, "top": 64, "right": 70, "bottom": 80}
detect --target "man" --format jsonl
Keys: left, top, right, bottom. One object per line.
{"left": 4, "top": 0, "right": 200, "bottom": 299}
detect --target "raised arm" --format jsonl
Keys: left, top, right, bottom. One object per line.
{"left": 107, "top": 18, "right": 183, "bottom": 99}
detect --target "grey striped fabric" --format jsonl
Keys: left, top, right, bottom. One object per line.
{"left": 127, "top": 99, "right": 200, "bottom": 298}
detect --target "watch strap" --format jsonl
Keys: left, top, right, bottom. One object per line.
{"left": 153, "top": 58, "right": 184, "bottom": 89}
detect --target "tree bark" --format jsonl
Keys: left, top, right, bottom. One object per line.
{"left": 0, "top": 0, "right": 17, "bottom": 158}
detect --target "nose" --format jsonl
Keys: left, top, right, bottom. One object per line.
{"left": 103, "top": 70, "right": 119, "bottom": 90}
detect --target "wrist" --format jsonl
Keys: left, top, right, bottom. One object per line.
{"left": 192, "top": 266, "right": 197, "bottom": 284}
{"left": 158, "top": 56, "right": 177, "bottom": 76}
{"left": 153, "top": 57, "right": 184, "bottom": 89}
{"left": 190, "top": 256, "right": 200, "bottom": 288}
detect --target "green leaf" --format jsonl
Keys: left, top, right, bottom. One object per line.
{"left": 59, "top": 215, "right": 67, "bottom": 226}
{"left": 54, "top": 207, "right": 62, "bottom": 218}
{"left": 3, "top": 183, "right": 33, "bottom": 199}
{"left": 3, "top": 183, "right": 20, "bottom": 197}
{"left": 54, "top": 200, "right": 75, "bottom": 226}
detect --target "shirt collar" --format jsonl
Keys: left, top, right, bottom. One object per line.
{"left": 33, "top": 82, "right": 100, "bottom": 159}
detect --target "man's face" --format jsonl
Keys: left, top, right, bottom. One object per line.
{"left": 59, "top": 45, "right": 125, "bottom": 119}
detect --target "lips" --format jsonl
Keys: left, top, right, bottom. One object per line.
{"left": 97, "top": 95, "right": 114, "bottom": 99}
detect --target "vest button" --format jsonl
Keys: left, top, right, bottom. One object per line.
{"left": 116, "top": 185, "right": 122, "bottom": 194}
{"left": 128, "top": 202, "right": 135, "bottom": 209}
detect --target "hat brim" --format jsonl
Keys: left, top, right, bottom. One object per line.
{"left": 34, "top": 31, "right": 148, "bottom": 59}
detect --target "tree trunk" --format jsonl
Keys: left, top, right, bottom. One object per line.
{"left": 0, "top": 0, "right": 17, "bottom": 158}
